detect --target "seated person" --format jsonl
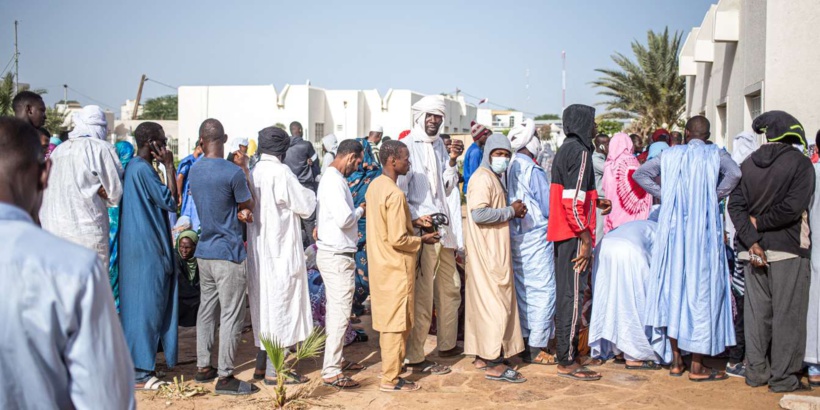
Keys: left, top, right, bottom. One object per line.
{"left": 175, "top": 230, "right": 200, "bottom": 327}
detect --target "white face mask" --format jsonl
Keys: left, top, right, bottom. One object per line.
{"left": 490, "top": 157, "right": 510, "bottom": 174}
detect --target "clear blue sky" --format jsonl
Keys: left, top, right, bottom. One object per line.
{"left": 0, "top": 0, "right": 713, "bottom": 117}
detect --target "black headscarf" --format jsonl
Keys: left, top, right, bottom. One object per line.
{"left": 753, "top": 110, "right": 806, "bottom": 147}
{"left": 258, "top": 126, "right": 290, "bottom": 157}
{"left": 562, "top": 104, "right": 596, "bottom": 150}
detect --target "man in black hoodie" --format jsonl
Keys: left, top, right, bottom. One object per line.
{"left": 546, "top": 104, "right": 611, "bottom": 381}
{"left": 728, "top": 110, "right": 815, "bottom": 393}
{"left": 284, "top": 121, "right": 321, "bottom": 245}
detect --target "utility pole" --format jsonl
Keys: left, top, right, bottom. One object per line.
{"left": 132, "top": 74, "right": 147, "bottom": 120}
{"left": 561, "top": 51, "right": 566, "bottom": 112}
{"left": 14, "top": 20, "right": 19, "bottom": 93}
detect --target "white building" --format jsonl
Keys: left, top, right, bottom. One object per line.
{"left": 55, "top": 100, "right": 115, "bottom": 137}
{"left": 680, "top": 0, "right": 820, "bottom": 150}
{"left": 177, "top": 85, "right": 477, "bottom": 156}
{"left": 476, "top": 109, "right": 525, "bottom": 132}
{"left": 120, "top": 99, "right": 144, "bottom": 120}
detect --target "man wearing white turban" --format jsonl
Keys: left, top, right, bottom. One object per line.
{"left": 506, "top": 120, "right": 557, "bottom": 365}
{"left": 397, "top": 95, "right": 463, "bottom": 374}
{"left": 40, "top": 105, "right": 123, "bottom": 270}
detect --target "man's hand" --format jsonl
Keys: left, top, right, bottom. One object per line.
{"left": 571, "top": 231, "right": 593, "bottom": 273}
{"left": 232, "top": 151, "right": 249, "bottom": 170}
{"left": 238, "top": 209, "right": 254, "bottom": 224}
{"left": 98, "top": 186, "right": 108, "bottom": 200}
{"left": 313, "top": 227, "right": 318, "bottom": 242}
{"left": 421, "top": 232, "right": 441, "bottom": 245}
{"left": 449, "top": 139, "right": 464, "bottom": 160}
{"left": 413, "top": 215, "right": 433, "bottom": 228}
{"left": 307, "top": 158, "right": 314, "bottom": 167}
{"left": 359, "top": 202, "right": 366, "bottom": 218}
{"left": 151, "top": 141, "right": 174, "bottom": 167}
{"left": 597, "top": 199, "right": 612, "bottom": 216}
{"left": 511, "top": 199, "right": 527, "bottom": 219}
{"left": 749, "top": 243, "right": 768, "bottom": 268}
{"left": 751, "top": 216, "right": 758, "bottom": 230}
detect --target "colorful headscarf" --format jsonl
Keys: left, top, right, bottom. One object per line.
{"left": 115, "top": 141, "right": 135, "bottom": 168}
{"left": 601, "top": 132, "right": 651, "bottom": 233}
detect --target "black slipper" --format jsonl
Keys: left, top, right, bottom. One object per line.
{"left": 625, "top": 361, "right": 662, "bottom": 370}
{"left": 689, "top": 369, "right": 729, "bottom": 382}
{"left": 486, "top": 368, "right": 527, "bottom": 383}
{"left": 195, "top": 366, "right": 218, "bottom": 383}
{"left": 557, "top": 366, "right": 602, "bottom": 381}
{"left": 214, "top": 376, "right": 260, "bottom": 396}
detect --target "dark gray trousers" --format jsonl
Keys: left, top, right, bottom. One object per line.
{"left": 744, "top": 257, "right": 810, "bottom": 391}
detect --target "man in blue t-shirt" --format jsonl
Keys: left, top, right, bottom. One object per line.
{"left": 188, "top": 118, "right": 258, "bottom": 396}
{"left": 462, "top": 121, "right": 492, "bottom": 194}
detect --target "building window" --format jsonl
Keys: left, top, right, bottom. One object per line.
{"left": 745, "top": 92, "right": 762, "bottom": 133}
{"left": 336, "top": 124, "right": 343, "bottom": 132}
{"left": 314, "top": 123, "right": 324, "bottom": 140}
{"left": 716, "top": 105, "right": 727, "bottom": 147}
{"left": 509, "top": 116, "right": 515, "bottom": 128}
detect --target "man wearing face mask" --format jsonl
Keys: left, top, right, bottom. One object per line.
{"left": 465, "top": 133, "right": 527, "bottom": 383}
{"left": 40, "top": 105, "right": 124, "bottom": 270}
{"left": 506, "top": 121, "right": 557, "bottom": 366}
{"left": 316, "top": 139, "right": 367, "bottom": 389}
{"left": 397, "top": 95, "right": 463, "bottom": 374}
{"left": 246, "top": 126, "right": 316, "bottom": 388}
{"left": 547, "top": 104, "right": 611, "bottom": 381}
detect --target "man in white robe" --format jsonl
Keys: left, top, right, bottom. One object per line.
{"left": 40, "top": 105, "right": 123, "bottom": 270}
{"left": 247, "top": 126, "right": 316, "bottom": 384}
{"left": 397, "top": 95, "right": 464, "bottom": 373}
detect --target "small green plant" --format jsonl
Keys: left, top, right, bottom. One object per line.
{"left": 260, "top": 327, "right": 327, "bottom": 408}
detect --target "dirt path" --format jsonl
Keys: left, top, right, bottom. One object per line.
{"left": 136, "top": 313, "right": 819, "bottom": 409}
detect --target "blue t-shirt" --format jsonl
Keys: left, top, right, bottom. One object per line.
{"left": 189, "top": 157, "right": 252, "bottom": 263}
{"left": 462, "top": 143, "right": 483, "bottom": 194}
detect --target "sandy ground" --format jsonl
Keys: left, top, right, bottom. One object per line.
{"left": 136, "top": 311, "right": 820, "bottom": 409}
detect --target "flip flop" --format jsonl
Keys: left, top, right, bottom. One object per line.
{"left": 473, "top": 359, "right": 512, "bottom": 370}
{"left": 380, "top": 377, "right": 421, "bottom": 392}
{"left": 558, "top": 366, "right": 602, "bottom": 381}
{"left": 689, "top": 369, "right": 729, "bottom": 382}
{"left": 485, "top": 368, "right": 527, "bottom": 383}
{"left": 407, "top": 360, "right": 451, "bottom": 375}
{"left": 342, "top": 361, "right": 367, "bottom": 372}
{"left": 323, "top": 375, "right": 360, "bottom": 390}
{"left": 135, "top": 376, "right": 168, "bottom": 391}
{"left": 523, "top": 351, "right": 557, "bottom": 365}
{"left": 809, "top": 380, "right": 820, "bottom": 387}
{"left": 625, "top": 361, "right": 662, "bottom": 370}
{"left": 264, "top": 371, "right": 310, "bottom": 385}
{"left": 195, "top": 366, "right": 218, "bottom": 383}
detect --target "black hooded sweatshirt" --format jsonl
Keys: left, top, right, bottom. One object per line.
{"left": 547, "top": 104, "right": 599, "bottom": 243}
{"left": 728, "top": 143, "right": 815, "bottom": 258}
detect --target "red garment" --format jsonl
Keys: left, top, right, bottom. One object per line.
{"left": 546, "top": 136, "right": 598, "bottom": 243}
{"left": 636, "top": 150, "right": 648, "bottom": 164}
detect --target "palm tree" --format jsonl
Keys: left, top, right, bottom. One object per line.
{"left": 260, "top": 327, "right": 327, "bottom": 408}
{"left": 139, "top": 94, "right": 178, "bottom": 120}
{"left": 592, "top": 27, "right": 685, "bottom": 134}
{"left": 0, "top": 72, "right": 14, "bottom": 116}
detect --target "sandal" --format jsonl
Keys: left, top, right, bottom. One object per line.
{"left": 558, "top": 366, "right": 602, "bottom": 381}
{"left": 135, "top": 376, "right": 168, "bottom": 391}
{"left": 407, "top": 360, "right": 451, "bottom": 375}
{"left": 264, "top": 371, "right": 309, "bottom": 385}
{"left": 577, "top": 356, "right": 605, "bottom": 367}
{"left": 215, "top": 376, "right": 260, "bottom": 396}
{"left": 195, "top": 366, "right": 218, "bottom": 383}
{"left": 689, "top": 369, "right": 729, "bottom": 383}
{"left": 473, "top": 359, "right": 512, "bottom": 370}
{"left": 523, "top": 351, "right": 557, "bottom": 365}
{"left": 323, "top": 375, "right": 360, "bottom": 389}
{"left": 380, "top": 377, "right": 420, "bottom": 392}
{"left": 485, "top": 368, "right": 527, "bottom": 383}
{"left": 342, "top": 361, "right": 367, "bottom": 372}
{"left": 625, "top": 361, "right": 662, "bottom": 370}
{"left": 669, "top": 362, "right": 686, "bottom": 377}
{"left": 809, "top": 379, "right": 820, "bottom": 387}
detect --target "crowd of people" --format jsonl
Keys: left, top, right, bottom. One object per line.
{"left": 2, "top": 89, "right": 820, "bottom": 408}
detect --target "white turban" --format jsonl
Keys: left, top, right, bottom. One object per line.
{"left": 68, "top": 105, "right": 108, "bottom": 141}
{"left": 370, "top": 124, "right": 383, "bottom": 134}
{"left": 411, "top": 96, "right": 446, "bottom": 143}
{"left": 507, "top": 118, "right": 536, "bottom": 152}
{"left": 322, "top": 133, "right": 338, "bottom": 154}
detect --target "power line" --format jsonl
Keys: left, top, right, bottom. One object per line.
{"left": 0, "top": 54, "right": 14, "bottom": 77}
{"left": 146, "top": 78, "right": 178, "bottom": 91}
{"left": 65, "top": 86, "right": 118, "bottom": 111}
{"left": 455, "top": 89, "right": 539, "bottom": 116}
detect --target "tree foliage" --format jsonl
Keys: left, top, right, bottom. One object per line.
{"left": 535, "top": 113, "right": 560, "bottom": 121}
{"left": 596, "top": 119, "right": 623, "bottom": 136}
{"left": 44, "top": 106, "right": 68, "bottom": 135}
{"left": 139, "top": 94, "right": 178, "bottom": 120}
{"left": 0, "top": 73, "right": 14, "bottom": 116}
{"left": 592, "top": 27, "right": 685, "bottom": 135}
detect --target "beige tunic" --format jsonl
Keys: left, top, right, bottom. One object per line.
{"left": 366, "top": 175, "right": 422, "bottom": 332}
{"left": 464, "top": 167, "right": 525, "bottom": 359}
